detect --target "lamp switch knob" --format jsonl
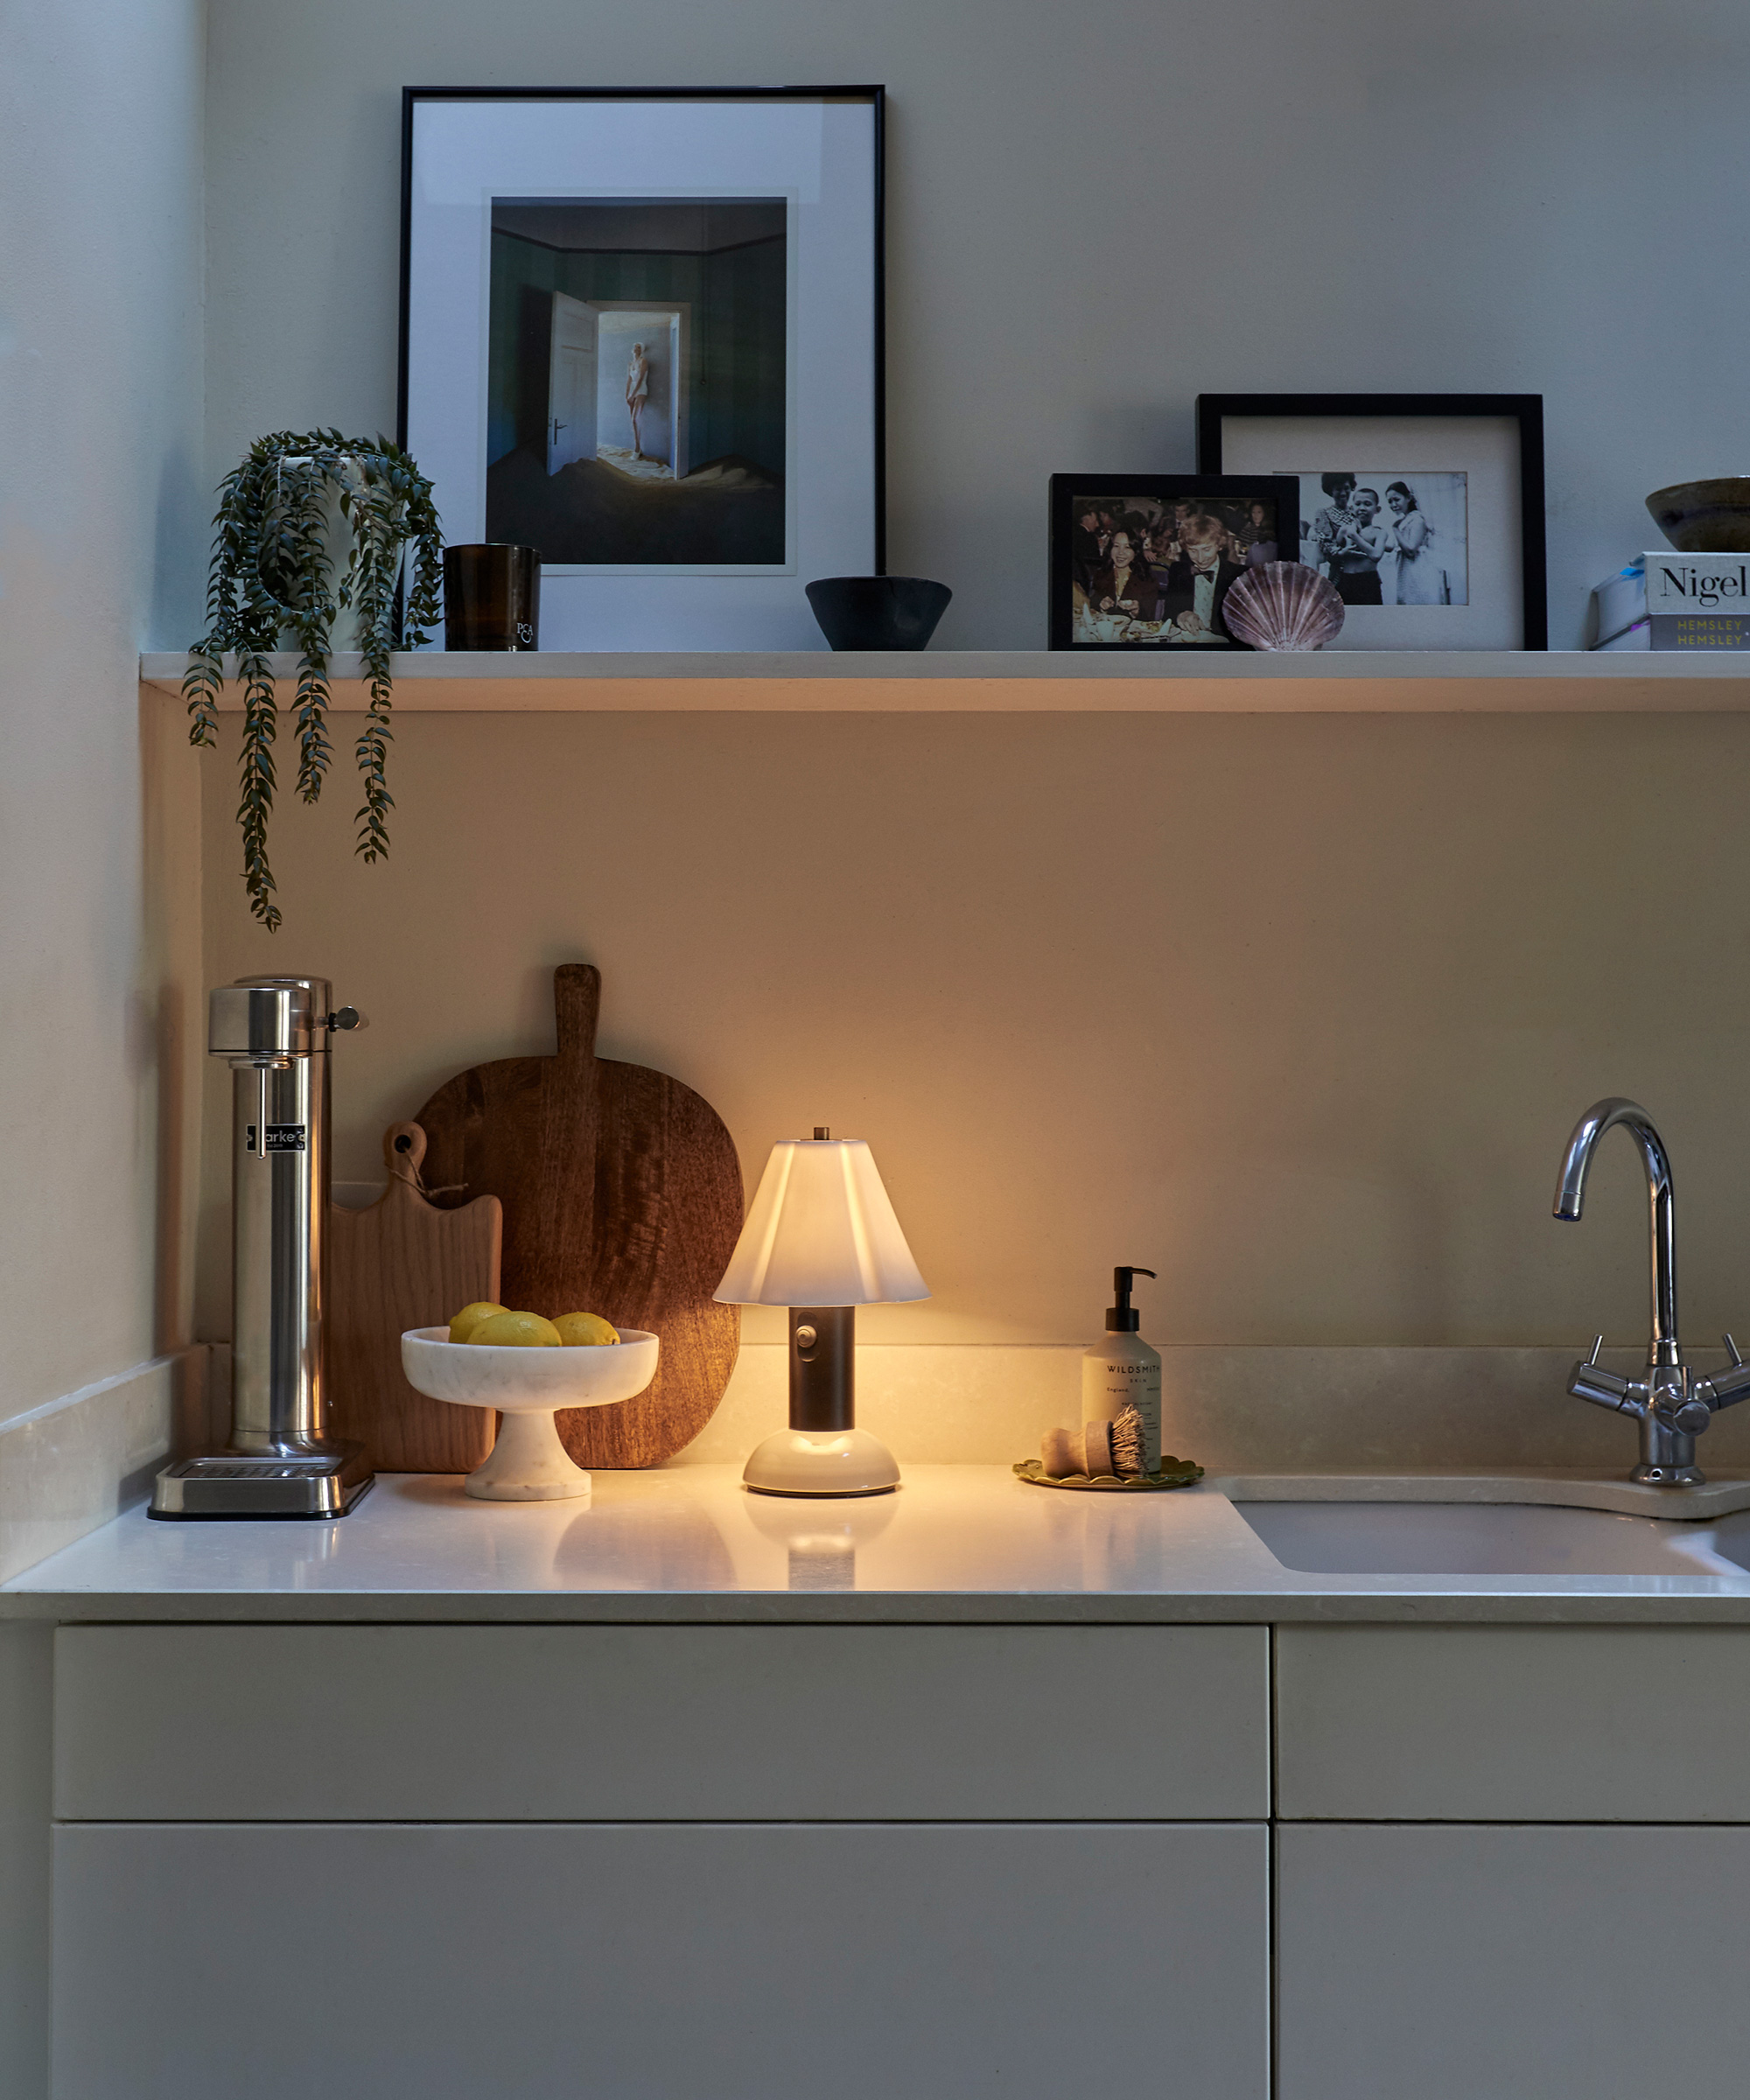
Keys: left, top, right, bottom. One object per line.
{"left": 794, "top": 1324, "right": 817, "bottom": 1350}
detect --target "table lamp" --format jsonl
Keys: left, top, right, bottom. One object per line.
{"left": 715, "top": 1128, "right": 928, "bottom": 1496}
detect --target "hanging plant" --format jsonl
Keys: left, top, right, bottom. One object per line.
{"left": 184, "top": 430, "right": 444, "bottom": 932}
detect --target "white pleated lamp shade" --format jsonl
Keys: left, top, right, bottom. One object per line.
{"left": 715, "top": 1138, "right": 929, "bottom": 1307}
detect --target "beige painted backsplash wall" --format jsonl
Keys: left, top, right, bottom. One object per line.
{"left": 195, "top": 707, "right": 1750, "bottom": 1363}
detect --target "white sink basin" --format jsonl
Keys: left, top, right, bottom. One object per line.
{"left": 1236, "top": 1500, "right": 1750, "bottom": 1578}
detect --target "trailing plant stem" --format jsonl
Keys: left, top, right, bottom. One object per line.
{"left": 185, "top": 430, "right": 443, "bottom": 929}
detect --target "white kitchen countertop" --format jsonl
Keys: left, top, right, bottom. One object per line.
{"left": 8, "top": 1466, "right": 1750, "bottom": 1624}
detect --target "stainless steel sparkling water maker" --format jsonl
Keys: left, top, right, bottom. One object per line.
{"left": 150, "top": 976, "right": 374, "bottom": 1520}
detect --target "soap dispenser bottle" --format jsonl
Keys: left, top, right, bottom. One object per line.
{"left": 1082, "top": 1266, "right": 1162, "bottom": 1473}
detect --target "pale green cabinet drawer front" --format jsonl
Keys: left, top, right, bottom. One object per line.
{"left": 54, "top": 1622, "right": 1270, "bottom": 1821}
{"left": 1277, "top": 1624, "right": 1750, "bottom": 1819}
{"left": 1278, "top": 1824, "right": 1750, "bottom": 2099}
{"left": 53, "top": 1822, "right": 1270, "bottom": 2100}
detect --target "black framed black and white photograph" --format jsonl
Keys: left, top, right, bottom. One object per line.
{"left": 400, "top": 87, "right": 883, "bottom": 650}
{"left": 1196, "top": 394, "right": 1545, "bottom": 650}
{"left": 1048, "top": 474, "right": 1300, "bottom": 649}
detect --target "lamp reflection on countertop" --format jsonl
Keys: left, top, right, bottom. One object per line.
{"left": 739, "top": 1488, "right": 899, "bottom": 1590}
{"left": 387, "top": 1474, "right": 738, "bottom": 1591}
{"left": 714, "top": 1127, "right": 929, "bottom": 1497}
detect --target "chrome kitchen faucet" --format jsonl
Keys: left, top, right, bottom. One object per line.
{"left": 1553, "top": 1097, "right": 1750, "bottom": 1485}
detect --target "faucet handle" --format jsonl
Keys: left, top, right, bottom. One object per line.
{"left": 1568, "top": 1342, "right": 1645, "bottom": 1416}
{"left": 1695, "top": 1337, "right": 1750, "bottom": 1415}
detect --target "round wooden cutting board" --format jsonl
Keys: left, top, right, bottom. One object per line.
{"left": 413, "top": 965, "right": 743, "bottom": 1469}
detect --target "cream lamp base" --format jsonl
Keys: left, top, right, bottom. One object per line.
{"left": 743, "top": 1427, "right": 900, "bottom": 1498}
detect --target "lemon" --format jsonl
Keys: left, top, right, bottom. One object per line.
{"left": 467, "top": 1310, "right": 563, "bottom": 1348}
{"left": 448, "top": 1301, "right": 508, "bottom": 1345}
{"left": 553, "top": 1312, "right": 620, "bottom": 1347}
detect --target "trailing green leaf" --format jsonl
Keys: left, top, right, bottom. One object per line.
{"left": 186, "top": 431, "right": 444, "bottom": 930}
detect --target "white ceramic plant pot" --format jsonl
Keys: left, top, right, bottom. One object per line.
{"left": 269, "top": 458, "right": 401, "bottom": 655}
{"left": 400, "top": 1326, "right": 660, "bottom": 1502}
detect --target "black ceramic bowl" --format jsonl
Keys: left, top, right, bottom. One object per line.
{"left": 805, "top": 576, "right": 952, "bottom": 651}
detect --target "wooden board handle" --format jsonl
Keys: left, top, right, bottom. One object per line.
{"left": 382, "top": 1121, "right": 427, "bottom": 1175}
{"left": 379, "top": 1121, "right": 432, "bottom": 1208}
{"left": 554, "top": 964, "right": 602, "bottom": 1068}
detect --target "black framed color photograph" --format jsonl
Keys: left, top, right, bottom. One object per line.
{"left": 1196, "top": 394, "right": 1546, "bottom": 650}
{"left": 400, "top": 87, "right": 884, "bottom": 651}
{"left": 1049, "top": 475, "right": 1300, "bottom": 649}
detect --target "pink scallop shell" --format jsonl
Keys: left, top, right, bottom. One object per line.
{"left": 1222, "top": 562, "right": 1345, "bottom": 651}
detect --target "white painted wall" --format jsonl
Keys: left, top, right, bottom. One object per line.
{"left": 1, "top": 10, "right": 206, "bottom": 2077}
{"left": 205, "top": 0, "right": 1750, "bottom": 647}
{"left": 0, "top": 10, "right": 205, "bottom": 1430}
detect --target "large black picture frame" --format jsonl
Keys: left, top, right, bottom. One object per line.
{"left": 398, "top": 85, "right": 886, "bottom": 651}
{"left": 1196, "top": 393, "right": 1546, "bottom": 650}
{"left": 1049, "top": 473, "right": 1301, "bottom": 651}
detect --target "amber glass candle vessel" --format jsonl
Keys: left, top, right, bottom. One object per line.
{"left": 443, "top": 544, "right": 541, "bottom": 650}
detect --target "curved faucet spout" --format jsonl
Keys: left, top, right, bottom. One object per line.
{"left": 1553, "top": 1097, "right": 1678, "bottom": 1365}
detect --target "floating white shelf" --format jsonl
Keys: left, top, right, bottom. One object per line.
{"left": 137, "top": 649, "right": 1750, "bottom": 712}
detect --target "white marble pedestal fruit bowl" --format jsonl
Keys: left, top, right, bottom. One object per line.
{"left": 401, "top": 1326, "right": 660, "bottom": 1501}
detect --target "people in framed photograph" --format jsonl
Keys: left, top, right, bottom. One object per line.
{"left": 1302, "top": 472, "right": 1463, "bottom": 606}
{"left": 1194, "top": 395, "right": 1545, "bottom": 649}
{"left": 401, "top": 87, "right": 884, "bottom": 652}
{"left": 1048, "top": 475, "right": 1300, "bottom": 649}
{"left": 1159, "top": 518, "right": 1248, "bottom": 639}
{"left": 623, "top": 338, "right": 651, "bottom": 463}
{"left": 1087, "top": 527, "right": 1162, "bottom": 623}
{"left": 1236, "top": 500, "right": 1279, "bottom": 566}
{"left": 1382, "top": 481, "right": 1446, "bottom": 604}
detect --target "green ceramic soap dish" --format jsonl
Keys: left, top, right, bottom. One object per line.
{"left": 1012, "top": 1458, "right": 1204, "bottom": 1493}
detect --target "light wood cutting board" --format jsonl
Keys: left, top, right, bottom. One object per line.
{"left": 413, "top": 964, "right": 743, "bottom": 1469}
{"left": 326, "top": 1122, "right": 502, "bottom": 1473}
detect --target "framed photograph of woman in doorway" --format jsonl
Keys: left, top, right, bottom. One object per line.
{"left": 401, "top": 87, "right": 884, "bottom": 650}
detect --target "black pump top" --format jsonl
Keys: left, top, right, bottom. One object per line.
{"left": 1107, "top": 1265, "right": 1156, "bottom": 1332}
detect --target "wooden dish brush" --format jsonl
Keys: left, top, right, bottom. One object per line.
{"left": 1040, "top": 1405, "right": 1148, "bottom": 1480}
{"left": 1017, "top": 1404, "right": 1203, "bottom": 1492}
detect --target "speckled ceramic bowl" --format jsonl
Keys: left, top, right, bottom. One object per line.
{"left": 401, "top": 1326, "right": 658, "bottom": 1502}
{"left": 1646, "top": 479, "right": 1750, "bottom": 552}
